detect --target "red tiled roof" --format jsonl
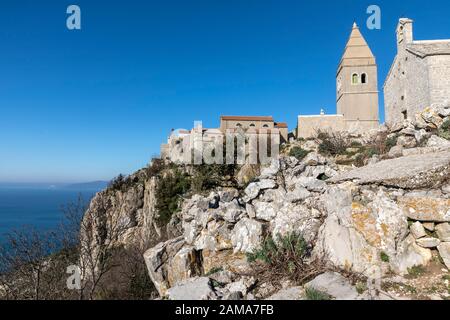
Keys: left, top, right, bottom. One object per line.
{"left": 275, "top": 122, "right": 288, "bottom": 128}
{"left": 220, "top": 115, "right": 274, "bottom": 122}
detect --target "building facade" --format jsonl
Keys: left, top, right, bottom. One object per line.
{"left": 297, "top": 23, "right": 380, "bottom": 138}
{"left": 384, "top": 18, "right": 450, "bottom": 126}
{"left": 160, "top": 116, "right": 288, "bottom": 163}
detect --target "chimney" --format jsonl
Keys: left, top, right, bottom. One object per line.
{"left": 397, "top": 18, "right": 414, "bottom": 50}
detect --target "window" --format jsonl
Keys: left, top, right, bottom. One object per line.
{"left": 352, "top": 73, "right": 359, "bottom": 85}
{"left": 361, "top": 73, "right": 367, "bottom": 84}
{"left": 402, "top": 110, "right": 408, "bottom": 120}
{"left": 236, "top": 123, "right": 242, "bottom": 128}
{"left": 249, "top": 124, "right": 256, "bottom": 127}
{"left": 263, "top": 124, "right": 269, "bottom": 128}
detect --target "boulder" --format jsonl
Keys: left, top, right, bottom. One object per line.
{"left": 260, "top": 159, "right": 280, "bottom": 179}
{"left": 391, "top": 234, "right": 433, "bottom": 275}
{"left": 314, "top": 185, "right": 409, "bottom": 276}
{"left": 330, "top": 150, "right": 450, "bottom": 189}
{"left": 416, "top": 237, "right": 441, "bottom": 248}
{"left": 224, "top": 276, "right": 256, "bottom": 296}
{"left": 423, "top": 222, "right": 435, "bottom": 232}
{"left": 219, "top": 188, "right": 239, "bottom": 203}
{"left": 271, "top": 203, "right": 322, "bottom": 243}
{"left": 301, "top": 152, "right": 327, "bottom": 166}
{"left": 295, "top": 176, "right": 327, "bottom": 192}
{"left": 388, "top": 145, "right": 404, "bottom": 158}
{"left": 266, "top": 287, "right": 304, "bottom": 300}
{"left": 231, "top": 218, "right": 265, "bottom": 253}
{"left": 253, "top": 200, "right": 278, "bottom": 221}
{"left": 427, "top": 135, "right": 450, "bottom": 148}
{"left": 410, "top": 222, "right": 427, "bottom": 239}
{"left": 435, "top": 223, "right": 450, "bottom": 242}
{"left": 398, "top": 197, "right": 450, "bottom": 222}
{"left": 437, "top": 242, "right": 450, "bottom": 269}
{"left": 304, "top": 272, "right": 360, "bottom": 300}
{"left": 167, "top": 277, "right": 217, "bottom": 300}
{"left": 397, "top": 136, "right": 417, "bottom": 148}
{"left": 244, "top": 179, "right": 277, "bottom": 201}
{"left": 143, "top": 237, "right": 186, "bottom": 296}
{"left": 286, "top": 186, "right": 311, "bottom": 203}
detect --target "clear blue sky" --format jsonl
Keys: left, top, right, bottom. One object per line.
{"left": 1, "top": 0, "right": 450, "bottom": 183}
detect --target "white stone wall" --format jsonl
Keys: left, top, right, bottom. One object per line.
{"left": 385, "top": 52, "right": 430, "bottom": 125}
{"left": 428, "top": 55, "right": 450, "bottom": 106}
{"left": 405, "top": 52, "right": 430, "bottom": 118}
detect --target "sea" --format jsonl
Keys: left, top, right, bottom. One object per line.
{"left": 0, "top": 183, "right": 107, "bottom": 244}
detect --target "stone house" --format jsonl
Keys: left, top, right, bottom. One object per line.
{"left": 384, "top": 18, "right": 450, "bottom": 126}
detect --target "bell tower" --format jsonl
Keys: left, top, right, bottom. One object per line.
{"left": 336, "top": 23, "right": 379, "bottom": 128}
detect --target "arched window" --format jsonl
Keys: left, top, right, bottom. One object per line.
{"left": 249, "top": 124, "right": 256, "bottom": 128}
{"left": 361, "top": 73, "right": 367, "bottom": 84}
{"left": 236, "top": 123, "right": 242, "bottom": 128}
{"left": 352, "top": 73, "right": 359, "bottom": 85}
{"left": 263, "top": 124, "right": 269, "bottom": 128}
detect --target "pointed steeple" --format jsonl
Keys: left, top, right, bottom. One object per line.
{"left": 339, "top": 23, "right": 375, "bottom": 68}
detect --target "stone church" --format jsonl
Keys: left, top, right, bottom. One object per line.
{"left": 297, "top": 23, "right": 380, "bottom": 138}
{"left": 384, "top": 18, "right": 450, "bottom": 125}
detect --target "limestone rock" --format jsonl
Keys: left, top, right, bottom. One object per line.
{"left": 427, "top": 135, "right": 450, "bottom": 148}
{"left": 295, "top": 176, "right": 327, "bottom": 192}
{"left": 392, "top": 235, "right": 433, "bottom": 275}
{"left": 437, "top": 242, "right": 450, "bottom": 269}
{"left": 286, "top": 186, "right": 311, "bottom": 203}
{"left": 314, "top": 185, "right": 408, "bottom": 275}
{"left": 416, "top": 237, "right": 441, "bottom": 248}
{"left": 304, "top": 272, "right": 360, "bottom": 300}
{"left": 260, "top": 159, "right": 280, "bottom": 179}
{"left": 266, "top": 287, "right": 304, "bottom": 300}
{"left": 271, "top": 203, "right": 322, "bottom": 243}
{"left": 397, "top": 136, "right": 417, "bottom": 148}
{"left": 167, "top": 277, "right": 217, "bottom": 300}
{"left": 301, "top": 152, "right": 327, "bottom": 166}
{"left": 435, "top": 223, "right": 450, "bottom": 242}
{"left": 388, "top": 145, "right": 404, "bottom": 158}
{"left": 398, "top": 197, "right": 450, "bottom": 222}
{"left": 410, "top": 222, "right": 427, "bottom": 239}
{"left": 244, "top": 179, "right": 276, "bottom": 201}
{"left": 143, "top": 237, "right": 186, "bottom": 296}
{"left": 253, "top": 200, "right": 278, "bottom": 221}
{"left": 219, "top": 188, "right": 239, "bottom": 203}
{"left": 231, "top": 218, "right": 265, "bottom": 253}
{"left": 224, "top": 276, "right": 256, "bottom": 296}
{"left": 423, "top": 222, "right": 435, "bottom": 232}
{"left": 330, "top": 150, "right": 450, "bottom": 189}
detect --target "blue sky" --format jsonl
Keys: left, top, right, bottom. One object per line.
{"left": 1, "top": 0, "right": 450, "bottom": 183}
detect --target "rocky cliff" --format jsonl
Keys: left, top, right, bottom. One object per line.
{"left": 84, "top": 103, "right": 450, "bottom": 300}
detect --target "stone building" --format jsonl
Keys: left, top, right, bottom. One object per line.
{"left": 297, "top": 23, "right": 380, "bottom": 138}
{"left": 384, "top": 18, "right": 450, "bottom": 126}
{"left": 219, "top": 116, "right": 288, "bottom": 143}
{"left": 160, "top": 115, "right": 288, "bottom": 163}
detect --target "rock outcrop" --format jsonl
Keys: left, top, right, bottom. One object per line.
{"left": 82, "top": 105, "right": 450, "bottom": 300}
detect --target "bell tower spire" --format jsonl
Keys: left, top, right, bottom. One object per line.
{"left": 336, "top": 23, "right": 379, "bottom": 127}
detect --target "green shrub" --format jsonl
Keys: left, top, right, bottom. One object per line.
{"left": 385, "top": 135, "right": 398, "bottom": 150}
{"left": 155, "top": 169, "right": 191, "bottom": 225}
{"left": 191, "top": 164, "right": 236, "bottom": 194}
{"left": 439, "top": 119, "right": 450, "bottom": 140}
{"left": 316, "top": 130, "right": 349, "bottom": 156}
{"left": 289, "top": 147, "right": 310, "bottom": 160}
{"left": 304, "top": 287, "right": 332, "bottom": 300}
{"left": 380, "top": 251, "right": 390, "bottom": 263}
{"left": 407, "top": 265, "right": 426, "bottom": 278}
{"left": 246, "top": 233, "right": 322, "bottom": 284}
